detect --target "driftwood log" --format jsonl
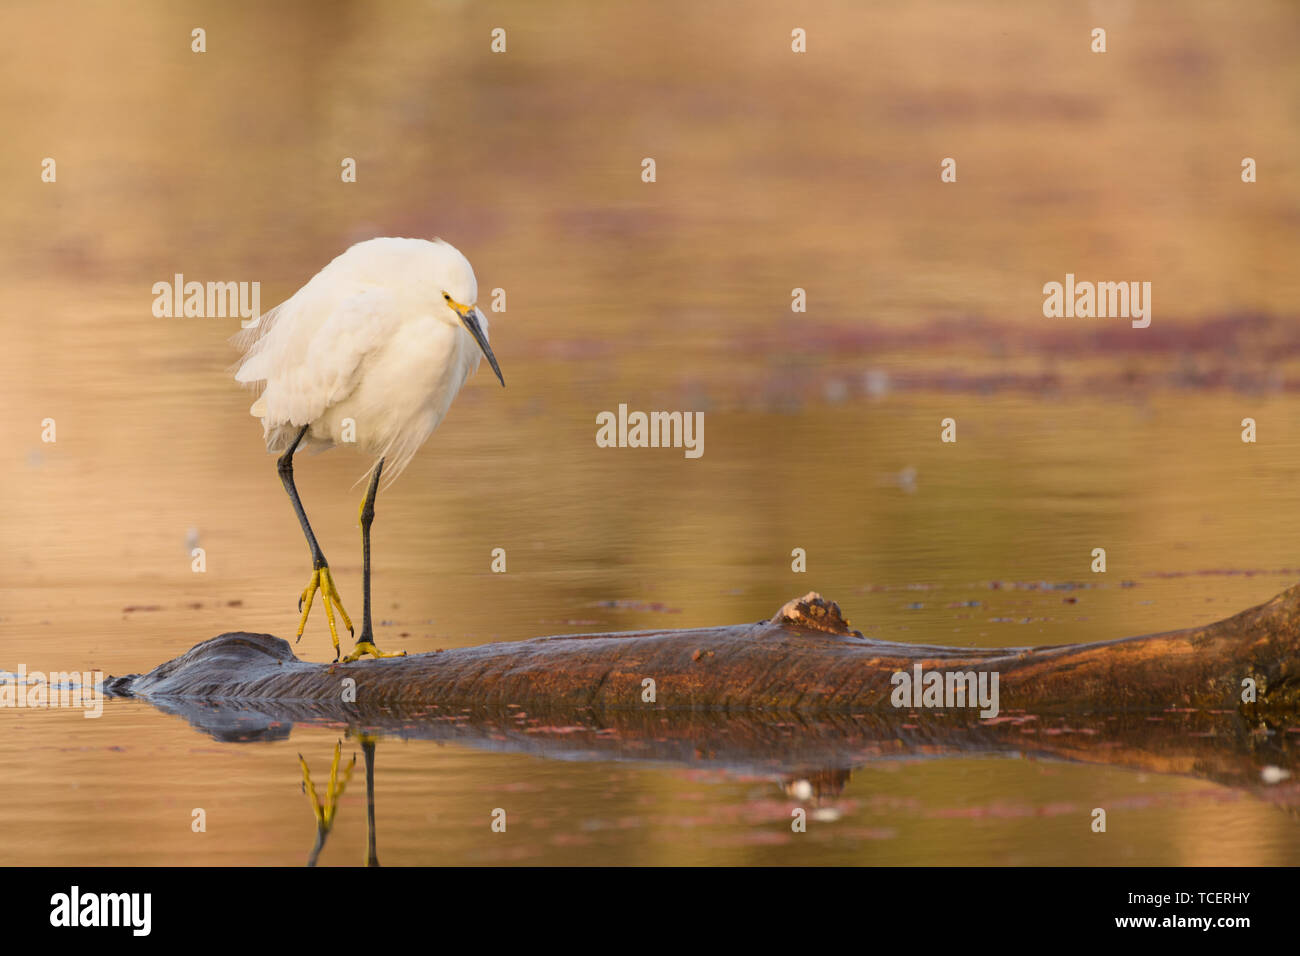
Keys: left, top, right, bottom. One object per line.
{"left": 106, "top": 586, "right": 1300, "bottom": 715}
{"left": 102, "top": 588, "right": 1300, "bottom": 798}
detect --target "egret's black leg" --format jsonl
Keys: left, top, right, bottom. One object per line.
{"left": 278, "top": 425, "right": 352, "bottom": 658}
{"left": 278, "top": 426, "right": 327, "bottom": 566}
{"left": 358, "top": 459, "right": 382, "bottom": 644}
{"left": 343, "top": 459, "right": 406, "bottom": 662}
{"left": 362, "top": 736, "right": 380, "bottom": 867}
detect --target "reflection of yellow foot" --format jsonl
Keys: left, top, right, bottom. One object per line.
{"left": 298, "top": 740, "right": 355, "bottom": 831}
{"left": 342, "top": 640, "right": 407, "bottom": 663}
{"left": 296, "top": 565, "right": 353, "bottom": 660}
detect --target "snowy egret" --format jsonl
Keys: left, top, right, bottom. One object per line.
{"left": 233, "top": 237, "right": 504, "bottom": 662}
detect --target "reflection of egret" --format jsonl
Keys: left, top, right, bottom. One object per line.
{"left": 234, "top": 238, "right": 504, "bottom": 662}
{"left": 298, "top": 740, "right": 355, "bottom": 867}
{"left": 298, "top": 735, "right": 383, "bottom": 866}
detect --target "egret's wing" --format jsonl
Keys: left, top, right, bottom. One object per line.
{"left": 233, "top": 284, "right": 398, "bottom": 429}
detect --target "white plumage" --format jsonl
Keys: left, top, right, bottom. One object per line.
{"left": 234, "top": 237, "right": 498, "bottom": 482}
{"left": 232, "top": 236, "right": 502, "bottom": 662}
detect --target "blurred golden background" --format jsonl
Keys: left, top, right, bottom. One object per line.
{"left": 1, "top": 0, "right": 1298, "bottom": 865}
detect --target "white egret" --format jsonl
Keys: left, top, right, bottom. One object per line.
{"left": 233, "top": 237, "right": 504, "bottom": 662}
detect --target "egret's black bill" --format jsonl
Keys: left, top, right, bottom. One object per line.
{"left": 460, "top": 310, "right": 505, "bottom": 387}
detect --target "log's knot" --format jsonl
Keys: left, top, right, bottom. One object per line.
{"left": 772, "top": 593, "right": 862, "bottom": 637}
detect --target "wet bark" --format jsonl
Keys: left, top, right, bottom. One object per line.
{"left": 105, "top": 587, "right": 1300, "bottom": 717}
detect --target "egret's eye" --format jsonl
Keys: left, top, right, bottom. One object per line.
{"left": 442, "top": 292, "right": 451, "bottom": 302}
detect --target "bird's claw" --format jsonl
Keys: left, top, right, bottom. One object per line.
{"left": 342, "top": 640, "right": 408, "bottom": 663}
{"left": 295, "top": 565, "right": 354, "bottom": 658}
{"left": 298, "top": 740, "right": 355, "bottom": 830}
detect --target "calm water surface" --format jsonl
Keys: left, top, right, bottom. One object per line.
{"left": 3, "top": 297, "right": 1299, "bottom": 864}
{"left": 3, "top": 0, "right": 1300, "bottom": 864}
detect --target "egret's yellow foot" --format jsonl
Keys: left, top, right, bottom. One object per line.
{"left": 298, "top": 740, "right": 355, "bottom": 831}
{"left": 342, "top": 640, "right": 407, "bottom": 663}
{"left": 295, "top": 564, "right": 354, "bottom": 660}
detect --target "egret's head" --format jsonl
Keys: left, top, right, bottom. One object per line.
{"left": 434, "top": 241, "right": 504, "bottom": 387}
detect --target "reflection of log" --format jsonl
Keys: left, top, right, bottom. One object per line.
{"left": 106, "top": 588, "right": 1300, "bottom": 715}
{"left": 128, "top": 692, "right": 1300, "bottom": 800}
